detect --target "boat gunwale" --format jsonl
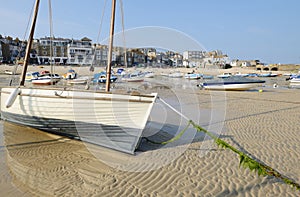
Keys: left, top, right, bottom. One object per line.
{"left": 0, "top": 86, "right": 156, "bottom": 98}
{"left": 1, "top": 89, "right": 156, "bottom": 104}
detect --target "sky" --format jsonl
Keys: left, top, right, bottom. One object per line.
{"left": 0, "top": 0, "right": 300, "bottom": 64}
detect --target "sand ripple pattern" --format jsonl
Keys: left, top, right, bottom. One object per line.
{"left": 1, "top": 88, "right": 300, "bottom": 196}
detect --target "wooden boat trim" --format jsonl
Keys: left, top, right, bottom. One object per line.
{"left": 0, "top": 90, "right": 154, "bottom": 103}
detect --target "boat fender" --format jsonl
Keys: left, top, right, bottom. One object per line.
{"left": 273, "top": 83, "right": 278, "bottom": 88}
{"left": 5, "top": 87, "right": 21, "bottom": 108}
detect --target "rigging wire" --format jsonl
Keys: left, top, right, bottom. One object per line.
{"left": 48, "top": 0, "right": 54, "bottom": 77}
{"left": 9, "top": 0, "right": 35, "bottom": 86}
{"left": 90, "top": 0, "right": 108, "bottom": 72}
{"left": 119, "top": 0, "right": 127, "bottom": 68}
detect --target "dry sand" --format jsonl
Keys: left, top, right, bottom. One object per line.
{"left": 0, "top": 64, "right": 299, "bottom": 196}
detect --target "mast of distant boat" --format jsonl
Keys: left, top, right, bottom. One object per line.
{"left": 105, "top": 0, "right": 116, "bottom": 92}
{"left": 19, "top": 0, "right": 40, "bottom": 86}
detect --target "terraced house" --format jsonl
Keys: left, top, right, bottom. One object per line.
{"left": 33, "top": 37, "right": 70, "bottom": 65}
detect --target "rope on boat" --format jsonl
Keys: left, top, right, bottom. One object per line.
{"left": 145, "top": 97, "right": 300, "bottom": 190}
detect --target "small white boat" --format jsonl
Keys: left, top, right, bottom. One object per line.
{"left": 185, "top": 73, "right": 201, "bottom": 80}
{"left": 144, "top": 71, "right": 155, "bottom": 78}
{"left": 4, "top": 70, "right": 19, "bottom": 75}
{"left": 31, "top": 74, "right": 61, "bottom": 85}
{"left": 217, "top": 73, "right": 232, "bottom": 78}
{"left": 122, "top": 72, "right": 144, "bottom": 82}
{"left": 168, "top": 71, "right": 183, "bottom": 78}
{"left": 199, "top": 76, "right": 265, "bottom": 91}
{"left": 234, "top": 72, "right": 249, "bottom": 77}
{"left": 258, "top": 72, "right": 278, "bottom": 77}
{"left": 290, "top": 75, "right": 300, "bottom": 85}
{"left": 67, "top": 76, "right": 89, "bottom": 85}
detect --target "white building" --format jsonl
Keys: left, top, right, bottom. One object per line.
{"left": 183, "top": 50, "right": 205, "bottom": 67}
{"left": 67, "top": 37, "right": 93, "bottom": 65}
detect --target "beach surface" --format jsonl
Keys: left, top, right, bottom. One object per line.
{"left": 0, "top": 65, "right": 299, "bottom": 196}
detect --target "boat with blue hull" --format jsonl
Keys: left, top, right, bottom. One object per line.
{"left": 199, "top": 76, "right": 265, "bottom": 90}
{"left": 93, "top": 72, "right": 118, "bottom": 83}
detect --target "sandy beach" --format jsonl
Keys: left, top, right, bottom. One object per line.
{"left": 0, "top": 65, "right": 299, "bottom": 196}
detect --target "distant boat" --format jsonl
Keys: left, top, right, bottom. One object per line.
{"left": 199, "top": 76, "right": 265, "bottom": 91}
{"left": 168, "top": 71, "right": 183, "bottom": 78}
{"left": 4, "top": 70, "right": 19, "bottom": 75}
{"left": 185, "top": 73, "right": 201, "bottom": 80}
{"left": 31, "top": 73, "right": 61, "bottom": 85}
{"left": 217, "top": 73, "right": 232, "bottom": 78}
{"left": 116, "top": 68, "right": 125, "bottom": 75}
{"left": 258, "top": 72, "right": 278, "bottom": 77}
{"left": 93, "top": 72, "right": 118, "bottom": 83}
{"left": 234, "top": 72, "right": 249, "bottom": 77}
{"left": 67, "top": 76, "right": 89, "bottom": 85}
{"left": 201, "top": 74, "right": 214, "bottom": 79}
{"left": 62, "top": 69, "right": 77, "bottom": 79}
{"left": 122, "top": 72, "right": 144, "bottom": 82}
{"left": 247, "top": 73, "right": 258, "bottom": 77}
{"left": 25, "top": 71, "right": 40, "bottom": 81}
{"left": 144, "top": 71, "right": 155, "bottom": 78}
{"left": 289, "top": 75, "right": 300, "bottom": 85}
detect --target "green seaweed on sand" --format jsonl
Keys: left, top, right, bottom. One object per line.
{"left": 146, "top": 120, "right": 300, "bottom": 190}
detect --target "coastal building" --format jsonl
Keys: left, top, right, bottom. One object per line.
{"left": 230, "top": 60, "right": 260, "bottom": 67}
{"left": 93, "top": 44, "right": 108, "bottom": 66}
{"left": 0, "top": 36, "right": 25, "bottom": 63}
{"left": 183, "top": 50, "right": 205, "bottom": 67}
{"left": 127, "top": 48, "right": 146, "bottom": 66}
{"left": 156, "top": 52, "right": 169, "bottom": 65}
{"left": 67, "top": 37, "right": 93, "bottom": 65}
{"left": 33, "top": 37, "right": 70, "bottom": 65}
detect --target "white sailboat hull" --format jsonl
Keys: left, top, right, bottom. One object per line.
{"left": 1, "top": 87, "right": 157, "bottom": 154}
{"left": 202, "top": 83, "right": 260, "bottom": 90}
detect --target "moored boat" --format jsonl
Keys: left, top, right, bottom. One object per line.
{"left": 25, "top": 71, "right": 40, "bottom": 81}
{"left": 217, "top": 73, "right": 232, "bottom": 78}
{"left": 31, "top": 73, "right": 61, "bottom": 85}
{"left": 93, "top": 72, "right": 118, "bottom": 83}
{"left": 289, "top": 75, "right": 300, "bottom": 85}
{"left": 62, "top": 69, "right": 77, "bottom": 79}
{"left": 258, "top": 72, "right": 278, "bottom": 77}
{"left": 122, "top": 72, "right": 144, "bottom": 82}
{"left": 199, "top": 76, "right": 265, "bottom": 91}
{"left": 67, "top": 76, "right": 89, "bottom": 85}
{"left": 185, "top": 73, "right": 201, "bottom": 80}
{"left": 168, "top": 71, "right": 183, "bottom": 78}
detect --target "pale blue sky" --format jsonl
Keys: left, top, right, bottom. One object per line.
{"left": 0, "top": 0, "right": 300, "bottom": 64}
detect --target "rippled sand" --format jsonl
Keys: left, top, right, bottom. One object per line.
{"left": 0, "top": 68, "right": 300, "bottom": 196}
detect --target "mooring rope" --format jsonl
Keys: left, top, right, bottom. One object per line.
{"left": 146, "top": 97, "right": 300, "bottom": 190}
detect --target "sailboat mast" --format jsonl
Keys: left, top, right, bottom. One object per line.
{"left": 105, "top": 0, "right": 116, "bottom": 92}
{"left": 19, "top": 0, "right": 40, "bottom": 86}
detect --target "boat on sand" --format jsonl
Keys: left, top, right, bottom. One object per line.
{"left": 198, "top": 76, "right": 265, "bottom": 91}
{"left": 0, "top": 0, "right": 157, "bottom": 154}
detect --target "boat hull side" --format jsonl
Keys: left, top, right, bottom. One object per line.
{"left": 1, "top": 87, "right": 157, "bottom": 154}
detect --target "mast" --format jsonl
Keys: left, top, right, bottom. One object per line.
{"left": 19, "top": 0, "right": 40, "bottom": 86}
{"left": 105, "top": 0, "right": 116, "bottom": 92}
